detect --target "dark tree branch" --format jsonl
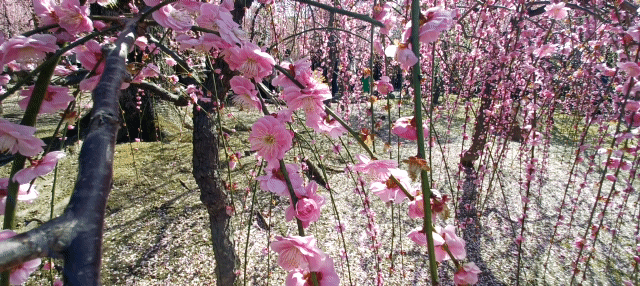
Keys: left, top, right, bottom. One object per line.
{"left": 525, "top": 1, "right": 606, "bottom": 21}
{"left": 0, "top": 18, "right": 139, "bottom": 286}
{"left": 294, "top": 0, "right": 384, "bottom": 27}
{"left": 129, "top": 81, "right": 189, "bottom": 106}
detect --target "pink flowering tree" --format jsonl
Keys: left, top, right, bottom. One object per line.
{"left": 0, "top": 0, "right": 638, "bottom": 286}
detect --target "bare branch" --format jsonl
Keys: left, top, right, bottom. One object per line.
{"left": 294, "top": 0, "right": 384, "bottom": 27}
{"left": 129, "top": 82, "right": 189, "bottom": 106}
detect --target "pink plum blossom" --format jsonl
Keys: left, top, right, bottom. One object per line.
{"left": 0, "top": 178, "right": 38, "bottom": 215}
{"left": 224, "top": 42, "right": 275, "bottom": 81}
{"left": 230, "top": 76, "right": 261, "bottom": 111}
{"left": 438, "top": 225, "right": 466, "bottom": 260}
{"left": 13, "top": 151, "right": 65, "bottom": 184}
{"left": 0, "top": 34, "right": 58, "bottom": 67}
{"left": 273, "top": 58, "right": 314, "bottom": 89}
{"left": 147, "top": 2, "right": 193, "bottom": 32}
{"left": 221, "top": 0, "right": 233, "bottom": 11}
{"left": 0, "top": 74, "right": 9, "bottom": 85}
{"left": 372, "top": 4, "right": 388, "bottom": 21}
{"left": 392, "top": 116, "right": 428, "bottom": 140}
{"left": 199, "top": 33, "right": 233, "bottom": 51}
{"left": 0, "top": 230, "right": 41, "bottom": 285}
{"left": 257, "top": 163, "right": 304, "bottom": 197}
{"left": 0, "top": 119, "right": 45, "bottom": 157}
{"left": 385, "top": 43, "right": 418, "bottom": 70}
{"left": 307, "top": 115, "right": 347, "bottom": 139}
{"left": 369, "top": 168, "right": 414, "bottom": 203}
{"left": 617, "top": 62, "right": 640, "bottom": 78}
{"left": 352, "top": 154, "right": 397, "bottom": 179}
{"left": 174, "top": 0, "right": 202, "bottom": 13}
{"left": 54, "top": 0, "right": 93, "bottom": 35}
{"left": 19, "top": 85, "right": 74, "bottom": 114}
{"left": 454, "top": 262, "right": 481, "bottom": 285}
{"left": 165, "top": 57, "right": 177, "bottom": 67}
{"left": 407, "top": 227, "right": 449, "bottom": 262}
{"left": 373, "top": 40, "right": 384, "bottom": 56}
{"left": 408, "top": 193, "right": 425, "bottom": 219}
{"left": 285, "top": 182, "right": 326, "bottom": 228}
{"left": 375, "top": 76, "right": 394, "bottom": 95}
{"left": 133, "top": 63, "right": 160, "bottom": 82}
{"left": 409, "top": 191, "right": 450, "bottom": 220}
{"left": 285, "top": 257, "right": 340, "bottom": 286}
{"left": 249, "top": 116, "right": 293, "bottom": 164}
{"left": 33, "top": 0, "right": 58, "bottom": 26}
{"left": 197, "top": 3, "right": 242, "bottom": 45}
{"left": 282, "top": 83, "right": 331, "bottom": 116}
{"left": 402, "top": 7, "right": 453, "bottom": 45}
{"left": 270, "top": 235, "right": 326, "bottom": 271}
{"left": 534, "top": 44, "right": 557, "bottom": 58}
{"left": 545, "top": 2, "right": 570, "bottom": 20}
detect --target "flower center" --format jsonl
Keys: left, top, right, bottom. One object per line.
{"left": 263, "top": 134, "right": 275, "bottom": 145}
{"left": 385, "top": 177, "right": 398, "bottom": 188}
{"left": 420, "top": 12, "right": 435, "bottom": 26}
{"left": 242, "top": 58, "right": 259, "bottom": 77}
{"left": 273, "top": 168, "right": 286, "bottom": 181}
{"left": 0, "top": 134, "right": 17, "bottom": 153}
{"left": 304, "top": 272, "right": 323, "bottom": 284}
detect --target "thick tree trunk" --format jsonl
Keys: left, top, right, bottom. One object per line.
{"left": 192, "top": 98, "right": 236, "bottom": 285}
{"left": 191, "top": 58, "right": 237, "bottom": 285}
{"left": 191, "top": 2, "right": 253, "bottom": 284}
{"left": 460, "top": 82, "right": 493, "bottom": 168}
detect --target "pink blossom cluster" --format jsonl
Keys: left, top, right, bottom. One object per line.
{"left": 0, "top": 178, "right": 38, "bottom": 215}
{"left": 385, "top": 6, "right": 453, "bottom": 70}
{"left": 352, "top": 150, "right": 479, "bottom": 283}
{"left": 0, "top": 119, "right": 45, "bottom": 157}
{"left": 272, "top": 58, "right": 346, "bottom": 139}
{"left": 34, "top": 0, "right": 93, "bottom": 36}
{"left": 391, "top": 116, "right": 429, "bottom": 141}
{"left": 19, "top": 85, "right": 74, "bottom": 114}
{"left": 0, "top": 34, "right": 58, "bottom": 70}
{"left": 271, "top": 235, "right": 340, "bottom": 286}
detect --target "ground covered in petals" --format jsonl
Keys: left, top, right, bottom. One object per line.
{"left": 1, "top": 96, "right": 637, "bottom": 285}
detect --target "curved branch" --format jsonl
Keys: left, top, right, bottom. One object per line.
{"left": 0, "top": 17, "right": 139, "bottom": 286}
{"left": 525, "top": 1, "right": 606, "bottom": 21}
{"left": 294, "top": 0, "right": 384, "bottom": 27}
{"left": 129, "top": 81, "right": 189, "bottom": 106}
{"left": 268, "top": 27, "right": 369, "bottom": 51}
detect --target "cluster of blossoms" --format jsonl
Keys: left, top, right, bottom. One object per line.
{"left": 354, "top": 6, "right": 478, "bottom": 281}
{"left": 352, "top": 151, "right": 481, "bottom": 284}
{"left": 384, "top": 6, "right": 454, "bottom": 70}
{"left": 271, "top": 236, "right": 340, "bottom": 286}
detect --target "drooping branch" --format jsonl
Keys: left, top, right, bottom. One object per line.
{"left": 294, "top": 0, "right": 384, "bottom": 27}
{"left": 0, "top": 17, "right": 139, "bottom": 285}
{"left": 268, "top": 27, "right": 370, "bottom": 51}
{"left": 128, "top": 81, "right": 189, "bottom": 106}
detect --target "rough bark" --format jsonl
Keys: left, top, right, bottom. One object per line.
{"left": 460, "top": 82, "right": 493, "bottom": 168}
{"left": 191, "top": 58, "right": 236, "bottom": 285}
{"left": 189, "top": 2, "right": 254, "bottom": 284}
